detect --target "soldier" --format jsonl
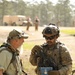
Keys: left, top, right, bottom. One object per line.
{"left": 29, "top": 23, "right": 72, "bottom": 75}
{"left": 26, "top": 17, "right": 33, "bottom": 31}
{"left": 0, "top": 29, "right": 28, "bottom": 75}
{"left": 34, "top": 16, "right": 40, "bottom": 31}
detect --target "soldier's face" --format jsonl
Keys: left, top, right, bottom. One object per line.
{"left": 14, "top": 38, "right": 25, "bottom": 48}
{"left": 44, "top": 34, "right": 57, "bottom": 46}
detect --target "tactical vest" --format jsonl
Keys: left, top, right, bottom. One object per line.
{"left": 37, "top": 42, "right": 63, "bottom": 70}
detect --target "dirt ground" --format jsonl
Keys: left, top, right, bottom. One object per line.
{"left": 0, "top": 26, "right": 75, "bottom": 75}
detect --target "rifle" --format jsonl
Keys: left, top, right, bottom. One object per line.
{"left": 36, "top": 49, "right": 58, "bottom": 70}
{"left": 34, "top": 45, "right": 59, "bottom": 75}
{"left": 35, "top": 48, "right": 58, "bottom": 75}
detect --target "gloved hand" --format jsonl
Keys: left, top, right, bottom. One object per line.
{"left": 37, "top": 57, "right": 43, "bottom": 63}
{"left": 37, "top": 57, "right": 43, "bottom": 67}
{"left": 48, "top": 70, "right": 60, "bottom": 75}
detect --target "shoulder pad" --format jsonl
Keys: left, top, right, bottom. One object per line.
{"left": 58, "top": 42, "right": 64, "bottom": 46}
{"left": 41, "top": 43, "right": 48, "bottom": 47}
{"left": 33, "top": 45, "right": 43, "bottom": 50}
{"left": 0, "top": 46, "right": 7, "bottom": 52}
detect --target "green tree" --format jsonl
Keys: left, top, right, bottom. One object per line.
{"left": 54, "top": 0, "right": 72, "bottom": 26}
{"left": 16, "top": 0, "right": 27, "bottom": 15}
{"left": 0, "top": 0, "right": 74, "bottom": 26}
{"left": 0, "top": 0, "right": 9, "bottom": 25}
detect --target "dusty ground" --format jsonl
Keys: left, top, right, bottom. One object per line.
{"left": 0, "top": 26, "right": 75, "bottom": 75}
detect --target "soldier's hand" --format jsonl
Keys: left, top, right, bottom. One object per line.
{"left": 48, "top": 70, "right": 60, "bottom": 75}
{"left": 37, "top": 57, "right": 42, "bottom": 62}
{"left": 31, "top": 45, "right": 42, "bottom": 56}
{"left": 37, "top": 57, "right": 43, "bottom": 66}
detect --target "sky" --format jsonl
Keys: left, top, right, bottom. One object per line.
{"left": 23, "top": 0, "right": 75, "bottom": 5}
{"left": 6, "top": 0, "right": 75, "bottom": 5}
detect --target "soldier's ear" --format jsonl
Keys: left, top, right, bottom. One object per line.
{"left": 55, "top": 35, "right": 59, "bottom": 39}
{"left": 55, "top": 33, "right": 60, "bottom": 38}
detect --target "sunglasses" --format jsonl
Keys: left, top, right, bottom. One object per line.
{"left": 44, "top": 35, "right": 56, "bottom": 40}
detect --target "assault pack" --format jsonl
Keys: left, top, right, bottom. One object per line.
{"left": 0, "top": 43, "right": 27, "bottom": 75}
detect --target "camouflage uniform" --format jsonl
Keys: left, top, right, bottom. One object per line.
{"left": 26, "top": 17, "right": 33, "bottom": 31}
{"left": 29, "top": 42, "right": 72, "bottom": 75}
{"left": 26, "top": 21, "right": 33, "bottom": 31}
{"left": 29, "top": 23, "right": 72, "bottom": 75}
{"left": 34, "top": 17, "right": 40, "bottom": 31}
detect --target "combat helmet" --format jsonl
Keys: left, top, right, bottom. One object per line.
{"left": 42, "top": 23, "right": 60, "bottom": 36}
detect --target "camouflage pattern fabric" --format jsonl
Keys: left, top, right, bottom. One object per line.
{"left": 29, "top": 42, "right": 72, "bottom": 75}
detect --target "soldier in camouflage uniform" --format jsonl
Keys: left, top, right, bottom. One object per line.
{"left": 29, "top": 23, "right": 72, "bottom": 75}
{"left": 26, "top": 17, "right": 33, "bottom": 31}
{"left": 0, "top": 29, "right": 28, "bottom": 75}
{"left": 34, "top": 16, "right": 40, "bottom": 31}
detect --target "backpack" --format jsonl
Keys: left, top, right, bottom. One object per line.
{"left": 0, "top": 43, "right": 16, "bottom": 75}
{"left": 0, "top": 43, "right": 27, "bottom": 75}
